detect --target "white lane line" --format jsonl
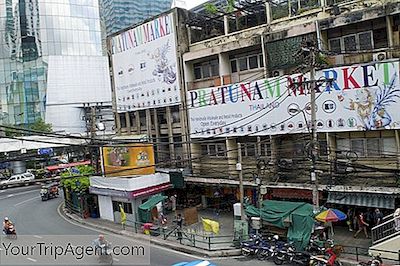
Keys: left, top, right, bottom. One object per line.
{"left": 33, "top": 235, "right": 43, "bottom": 239}
{"left": 113, "top": 258, "right": 120, "bottom": 262}
{"left": 27, "top": 258, "right": 37, "bottom": 262}
{"left": 14, "top": 196, "right": 41, "bottom": 206}
{"left": 0, "top": 190, "right": 39, "bottom": 201}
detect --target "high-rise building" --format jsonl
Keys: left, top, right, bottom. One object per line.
{"left": 0, "top": 0, "right": 112, "bottom": 133}
{"left": 100, "top": 0, "right": 173, "bottom": 36}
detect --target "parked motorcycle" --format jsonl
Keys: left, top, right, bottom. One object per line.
{"left": 240, "top": 234, "right": 263, "bottom": 257}
{"left": 309, "top": 247, "right": 342, "bottom": 266}
{"left": 359, "top": 254, "right": 382, "bottom": 266}
{"left": 306, "top": 238, "right": 334, "bottom": 255}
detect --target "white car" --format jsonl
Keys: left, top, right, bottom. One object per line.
{"left": 0, "top": 172, "right": 35, "bottom": 187}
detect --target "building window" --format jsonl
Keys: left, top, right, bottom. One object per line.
{"left": 329, "top": 31, "right": 374, "bottom": 54}
{"left": 200, "top": 143, "right": 226, "bottom": 157}
{"left": 231, "top": 60, "right": 237, "bottom": 73}
{"left": 193, "top": 59, "right": 219, "bottom": 80}
{"left": 343, "top": 35, "right": 357, "bottom": 52}
{"left": 319, "top": 140, "right": 328, "bottom": 156}
{"left": 249, "top": 55, "right": 259, "bottom": 69}
{"left": 171, "top": 105, "right": 180, "bottom": 123}
{"left": 359, "top": 32, "right": 373, "bottom": 50}
{"left": 112, "top": 201, "right": 132, "bottom": 214}
{"left": 238, "top": 57, "right": 248, "bottom": 71}
{"left": 119, "top": 113, "right": 126, "bottom": 128}
{"left": 230, "top": 53, "right": 264, "bottom": 73}
{"left": 329, "top": 38, "right": 341, "bottom": 53}
{"left": 241, "top": 143, "right": 257, "bottom": 157}
{"left": 338, "top": 137, "right": 395, "bottom": 158}
{"left": 259, "top": 143, "right": 271, "bottom": 157}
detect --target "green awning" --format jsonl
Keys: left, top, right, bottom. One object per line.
{"left": 245, "top": 200, "right": 315, "bottom": 251}
{"left": 139, "top": 195, "right": 168, "bottom": 211}
{"left": 138, "top": 195, "right": 168, "bottom": 223}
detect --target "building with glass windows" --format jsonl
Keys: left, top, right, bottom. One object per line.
{"left": 0, "top": 0, "right": 111, "bottom": 132}
{"left": 100, "top": 0, "right": 173, "bottom": 36}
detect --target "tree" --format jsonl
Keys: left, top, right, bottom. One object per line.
{"left": 29, "top": 118, "right": 52, "bottom": 133}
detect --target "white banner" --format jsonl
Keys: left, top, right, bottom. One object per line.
{"left": 111, "top": 13, "right": 180, "bottom": 112}
{"left": 188, "top": 60, "right": 400, "bottom": 138}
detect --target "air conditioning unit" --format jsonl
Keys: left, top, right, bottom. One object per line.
{"left": 272, "top": 69, "right": 284, "bottom": 77}
{"left": 278, "top": 158, "right": 293, "bottom": 168}
{"left": 373, "top": 52, "right": 387, "bottom": 62}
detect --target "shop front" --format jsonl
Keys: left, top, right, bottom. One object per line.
{"left": 89, "top": 173, "right": 171, "bottom": 225}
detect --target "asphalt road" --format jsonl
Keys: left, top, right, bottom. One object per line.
{"left": 0, "top": 186, "right": 274, "bottom": 266}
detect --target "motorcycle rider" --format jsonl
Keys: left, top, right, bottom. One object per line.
{"left": 3, "top": 217, "right": 13, "bottom": 234}
{"left": 93, "top": 235, "right": 109, "bottom": 255}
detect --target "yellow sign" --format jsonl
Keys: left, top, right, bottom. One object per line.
{"left": 102, "top": 144, "right": 155, "bottom": 176}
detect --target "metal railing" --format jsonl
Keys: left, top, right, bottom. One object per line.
{"left": 340, "top": 245, "right": 400, "bottom": 264}
{"left": 371, "top": 216, "right": 400, "bottom": 244}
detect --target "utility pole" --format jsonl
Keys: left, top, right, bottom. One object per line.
{"left": 237, "top": 143, "right": 245, "bottom": 221}
{"left": 303, "top": 42, "right": 320, "bottom": 212}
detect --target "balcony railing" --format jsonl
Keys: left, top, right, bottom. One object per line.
{"left": 371, "top": 215, "right": 400, "bottom": 244}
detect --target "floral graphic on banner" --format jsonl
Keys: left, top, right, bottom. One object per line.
{"left": 149, "top": 40, "right": 177, "bottom": 85}
{"left": 339, "top": 73, "right": 400, "bottom": 130}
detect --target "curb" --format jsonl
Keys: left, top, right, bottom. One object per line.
{"left": 58, "top": 203, "right": 241, "bottom": 258}
{"left": 57, "top": 204, "right": 361, "bottom": 264}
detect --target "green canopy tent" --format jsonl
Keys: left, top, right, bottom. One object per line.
{"left": 245, "top": 200, "right": 314, "bottom": 250}
{"left": 138, "top": 195, "right": 168, "bottom": 223}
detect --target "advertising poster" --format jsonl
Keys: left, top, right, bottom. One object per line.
{"left": 188, "top": 60, "right": 400, "bottom": 138}
{"left": 111, "top": 13, "right": 180, "bottom": 113}
{"left": 102, "top": 144, "right": 155, "bottom": 176}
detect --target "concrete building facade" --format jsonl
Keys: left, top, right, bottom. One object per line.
{"left": 112, "top": 1, "right": 400, "bottom": 211}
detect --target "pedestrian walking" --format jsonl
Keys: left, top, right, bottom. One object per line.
{"left": 347, "top": 208, "right": 354, "bottom": 232}
{"left": 170, "top": 195, "right": 177, "bottom": 216}
{"left": 176, "top": 213, "right": 184, "bottom": 240}
{"left": 354, "top": 212, "right": 369, "bottom": 238}
{"left": 374, "top": 208, "right": 383, "bottom": 226}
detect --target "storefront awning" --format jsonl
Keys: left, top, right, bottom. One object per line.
{"left": 327, "top": 192, "right": 397, "bottom": 209}
{"left": 138, "top": 195, "right": 168, "bottom": 211}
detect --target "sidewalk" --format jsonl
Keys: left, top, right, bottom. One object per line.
{"left": 59, "top": 204, "right": 365, "bottom": 265}
{"left": 59, "top": 204, "right": 240, "bottom": 258}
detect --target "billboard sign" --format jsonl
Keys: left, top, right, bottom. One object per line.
{"left": 102, "top": 144, "right": 155, "bottom": 176}
{"left": 111, "top": 13, "right": 180, "bottom": 113}
{"left": 188, "top": 60, "right": 400, "bottom": 138}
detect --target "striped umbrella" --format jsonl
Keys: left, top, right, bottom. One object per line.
{"left": 315, "top": 208, "right": 347, "bottom": 222}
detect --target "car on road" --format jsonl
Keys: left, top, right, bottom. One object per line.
{"left": 172, "top": 261, "right": 216, "bottom": 266}
{"left": 0, "top": 172, "right": 35, "bottom": 188}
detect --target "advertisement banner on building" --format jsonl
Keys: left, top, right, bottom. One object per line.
{"left": 188, "top": 60, "right": 400, "bottom": 138}
{"left": 102, "top": 144, "right": 155, "bottom": 176}
{"left": 111, "top": 12, "right": 180, "bottom": 113}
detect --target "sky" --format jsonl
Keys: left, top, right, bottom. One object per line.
{"left": 183, "top": 0, "right": 209, "bottom": 9}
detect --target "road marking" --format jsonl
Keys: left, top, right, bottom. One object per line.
{"left": 14, "top": 196, "right": 40, "bottom": 207}
{"left": 27, "top": 258, "right": 37, "bottom": 262}
{"left": 33, "top": 235, "right": 43, "bottom": 239}
{"left": 113, "top": 258, "right": 120, "bottom": 262}
{"left": 0, "top": 190, "right": 38, "bottom": 201}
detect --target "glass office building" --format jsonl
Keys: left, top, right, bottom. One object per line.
{"left": 100, "top": 0, "right": 172, "bottom": 36}
{"left": 0, "top": 0, "right": 111, "bottom": 132}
